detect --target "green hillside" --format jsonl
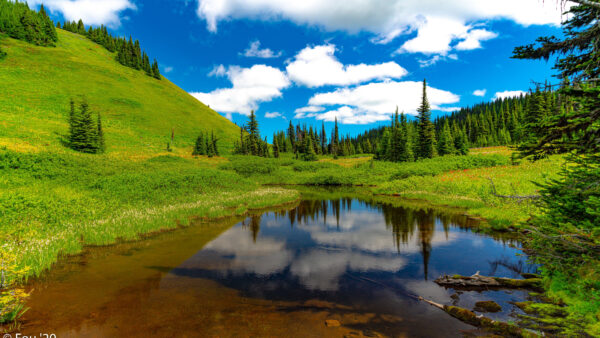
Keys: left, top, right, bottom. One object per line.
{"left": 0, "top": 29, "right": 239, "bottom": 156}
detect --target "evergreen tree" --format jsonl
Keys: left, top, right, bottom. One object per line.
{"left": 416, "top": 79, "right": 436, "bottom": 159}
{"left": 511, "top": 0, "right": 600, "bottom": 290}
{"left": 273, "top": 137, "right": 280, "bottom": 158}
{"left": 67, "top": 99, "right": 103, "bottom": 154}
{"left": 437, "top": 119, "right": 455, "bottom": 156}
{"left": 192, "top": 132, "right": 206, "bottom": 156}
{"left": 333, "top": 117, "right": 340, "bottom": 156}
{"left": 454, "top": 129, "right": 469, "bottom": 155}
{"left": 152, "top": 59, "right": 161, "bottom": 80}
{"left": 398, "top": 113, "right": 413, "bottom": 162}
{"left": 303, "top": 134, "right": 318, "bottom": 161}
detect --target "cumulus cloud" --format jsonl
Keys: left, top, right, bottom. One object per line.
{"left": 196, "top": 0, "right": 565, "bottom": 56}
{"left": 286, "top": 45, "right": 407, "bottom": 87}
{"left": 242, "top": 40, "right": 282, "bottom": 58}
{"left": 301, "top": 80, "right": 459, "bottom": 124}
{"left": 29, "top": 0, "right": 135, "bottom": 27}
{"left": 190, "top": 64, "right": 290, "bottom": 118}
{"left": 264, "top": 112, "right": 284, "bottom": 119}
{"left": 294, "top": 106, "right": 325, "bottom": 119}
{"left": 494, "top": 90, "right": 527, "bottom": 99}
{"left": 473, "top": 89, "right": 487, "bottom": 97}
{"left": 455, "top": 29, "right": 498, "bottom": 50}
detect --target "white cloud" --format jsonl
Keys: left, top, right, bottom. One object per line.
{"left": 473, "top": 89, "right": 487, "bottom": 97}
{"left": 301, "top": 80, "right": 459, "bottom": 124}
{"left": 286, "top": 45, "right": 407, "bottom": 87}
{"left": 208, "top": 64, "right": 227, "bottom": 77}
{"left": 190, "top": 64, "right": 290, "bottom": 118}
{"left": 437, "top": 106, "right": 461, "bottom": 112}
{"left": 30, "top": 0, "right": 135, "bottom": 27}
{"left": 294, "top": 106, "right": 325, "bottom": 119}
{"left": 164, "top": 66, "right": 174, "bottom": 74}
{"left": 242, "top": 40, "right": 282, "bottom": 58}
{"left": 494, "top": 90, "right": 527, "bottom": 99}
{"left": 196, "top": 0, "right": 565, "bottom": 57}
{"left": 264, "top": 112, "right": 284, "bottom": 119}
{"left": 455, "top": 29, "right": 498, "bottom": 50}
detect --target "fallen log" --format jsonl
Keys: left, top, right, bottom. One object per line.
{"left": 419, "top": 296, "right": 539, "bottom": 337}
{"left": 435, "top": 271, "right": 542, "bottom": 290}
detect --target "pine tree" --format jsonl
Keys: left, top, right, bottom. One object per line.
{"left": 416, "top": 79, "right": 435, "bottom": 159}
{"left": 511, "top": 1, "right": 600, "bottom": 286}
{"left": 437, "top": 119, "right": 455, "bottom": 156}
{"left": 454, "top": 129, "right": 469, "bottom": 155}
{"left": 333, "top": 117, "right": 340, "bottom": 156}
{"left": 152, "top": 59, "right": 161, "bottom": 80}
{"left": 67, "top": 99, "right": 102, "bottom": 154}
{"left": 192, "top": 132, "right": 206, "bottom": 156}
{"left": 398, "top": 113, "right": 413, "bottom": 162}
{"left": 273, "top": 137, "right": 280, "bottom": 158}
{"left": 303, "top": 134, "right": 317, "bottom": 161}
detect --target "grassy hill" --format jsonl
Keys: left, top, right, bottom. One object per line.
{"left": 0, "top": 29, "right": 239, "bottom": 156}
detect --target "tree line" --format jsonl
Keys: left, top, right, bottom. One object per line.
{"left": 58, "top": 20, "right": 161, "bottom": 79}
{"left": 0, "top": 1, "right": 57, "bottom": 47}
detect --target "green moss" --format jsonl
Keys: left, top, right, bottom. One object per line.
{"left": 474, "top": 301, "right": 502, "bottom": 313}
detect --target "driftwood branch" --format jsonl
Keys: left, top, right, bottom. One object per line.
{"left": 435, "top": 271, "right": 542, "bottom": 290}
{"left": 488, "top": 178, "right": 541, "bottom": 200}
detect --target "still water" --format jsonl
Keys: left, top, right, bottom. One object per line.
{"left": 22, "top": 194, "right": 535, "bottom": 337}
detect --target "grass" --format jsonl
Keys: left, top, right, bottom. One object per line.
{"left": 0, "top": 30, "right": 240, "bottom": 156}
{"left": 0, "top": 149, "right": 298, "bottom": 279}
{"left": 374, "top": 156, "right": 563, "bottom": 228}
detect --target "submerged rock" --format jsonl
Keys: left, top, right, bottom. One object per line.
{"left": 474, "top": 300, "right": 502, "bottom": 313}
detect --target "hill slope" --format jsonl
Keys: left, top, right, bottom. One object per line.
{"left": 0, "top": 29, "right": 239, "bottom": 156}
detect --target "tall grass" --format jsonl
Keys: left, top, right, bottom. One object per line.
{"left": 0, "top": 149, "right": 298, "bottom": 278}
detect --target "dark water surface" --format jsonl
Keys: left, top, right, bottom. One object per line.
{"left": 22, "top": 193, "right": 535, "bottom": 337}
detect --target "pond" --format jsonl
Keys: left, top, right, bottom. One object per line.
{"left": 21, "top": 192, "right": 536, "bottom": 337}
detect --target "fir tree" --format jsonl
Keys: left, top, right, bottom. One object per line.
{"left": 303, "top": 134, "right": 318, "bottom": 161}
{"left": 192, "top": 132, "right": 206, "bottom": 156}
{"left": 437, "top": 119, "right": 455, "bottom": 156}
{"left": 151, "top": 59, "right": 161, "bottom": 80}
{"left": 273, "top": 137, "right": 280, "bottom": 158}
{"left": 416, "top": 79, "right": 436, "bottom": 159}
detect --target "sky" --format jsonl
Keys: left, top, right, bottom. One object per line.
{"left": 33, "top": 0, "right": 567, "bottom": 139}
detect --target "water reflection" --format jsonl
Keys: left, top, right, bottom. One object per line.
{"left": 21, "top": 195, "right": 535, "bottom": 337}
{"left": 174, "top": 198, "right": 528, "bottom": 296}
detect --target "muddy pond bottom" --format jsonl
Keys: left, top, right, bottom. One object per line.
{"left": 21, "top": 195, "right": 536, "bottom": 337}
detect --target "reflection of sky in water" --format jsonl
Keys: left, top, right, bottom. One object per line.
{"left": 166, "top": 198, "right": 536, "bottom": 325}
{"left": 173, "top": 199, "right": 533, "bottom": 297}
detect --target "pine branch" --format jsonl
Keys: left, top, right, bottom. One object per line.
{"left": 566, "top": 0, "right": 600, "bottom": 10}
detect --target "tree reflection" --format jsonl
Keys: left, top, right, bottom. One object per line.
{"left": 242, "top": 197, "right": 479, "bottom": 280}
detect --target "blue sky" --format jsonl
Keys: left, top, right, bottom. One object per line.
{"left": 34, "top": 0, "right": 565, "bottom": 138}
